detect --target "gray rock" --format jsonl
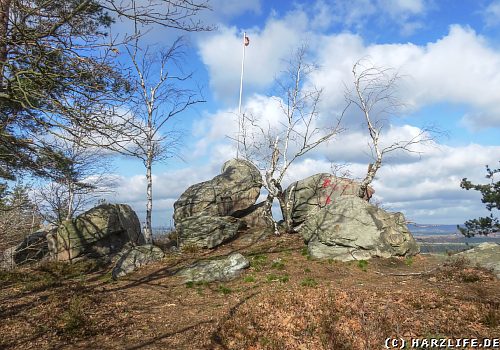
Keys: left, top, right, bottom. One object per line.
{"left": 301, "top": 195, "right": 419, "bottom": 261}
{"left": 51, "top": 204, "right": 144, "bottom": 261}
{"left": 1, "top": 246, "right": 16, "bottom": 270}
{"left": 284, "top": 173, "right": 375, "bottom": 228}
{"left": 173, "top": 159, "right": 262, "bottom": 223}
{"left": 112, "top": 244, "right": 165, "bottom": 279}
{"left": 232, "top": 201, "right": 270, "bottom": 229}
{"left": 1, "top": 225, "right": 57, "bottom": 269}
{"left": 176, "top": 215, "right": 243, "bottom": 249}
{"left": 178, "top": 253, "right": 249, "bottom": 283}
{"left": 455, "top": 242, "right": 500, "bottom": 278}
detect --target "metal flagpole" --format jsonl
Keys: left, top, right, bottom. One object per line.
{"left": 237, "top": 31, "right": 247, "bottom": 159}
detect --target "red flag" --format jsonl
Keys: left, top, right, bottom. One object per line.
{"left": 244, "top": 35, "right": 250, "bottom": 46}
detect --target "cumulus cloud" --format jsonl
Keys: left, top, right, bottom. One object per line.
{"left": 200, "top": 6, "right": 500, "bottom": 129}
{"left": 197, "top": 13, "right": 312, "bottom": 104}
{"left": 311, "top": 25, "right": 500, "bottom": 129}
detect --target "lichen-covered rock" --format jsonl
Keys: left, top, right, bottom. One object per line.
{"left": 178, "top": 253, "right": 249, "bottom": 283}
{"left": 284, "top": 173, "right": 375, "bottom": 228}
{"left": 52, "top": 204, "right": 144, "bottom": 261}
{"left": 112, "top": 244, "right": 165, "bottom": 279}
{"left": 173, "top": 159, "right": 262, "bottom": 223}
{"left": 1, "top": 225, "right": 56, "bottom": 269}
{"left": 176, "top": 215, "right": 243, "bottom": 249}
{"left": 455, "top": 243, "right": 500, "bottom": 278}
{"left": 301, "top": 195, "right": 419, "bottom": 261}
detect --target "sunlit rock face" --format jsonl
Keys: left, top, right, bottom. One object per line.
{"left": 300, "top": 195, "right": 419, "bottom": 261}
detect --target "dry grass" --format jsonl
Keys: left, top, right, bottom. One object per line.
{"left": 0, "top": 233, "right": 499, "bottom": 349}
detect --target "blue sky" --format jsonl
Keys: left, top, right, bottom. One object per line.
{"left": 103, "top": 0, "right": 500, "bottom": 227}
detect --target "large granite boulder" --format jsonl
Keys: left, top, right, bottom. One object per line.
{"left": 178, "top": 253, "right": 250, "bottom": 283}
{"left": 112, "top": 244, "right": 165, "bottom": 279}
{"left": 173, "top": 159, "right": 262, "bottom": 223}
{"left": 284, "top": 173, "right": 375, "bottom": 228}
{"left": 176, "top": 215, "right": 243, "bottom": 249}
{"left": 301, "top": 195, "right": 419, "bottom": 261}
{"left": 454, "top": 243, "right": 500, "bottom": 278}
{"left": 1, "top": 225, "right": 56, "bottom": 269}
{"left": 232, "top": 201, "right": 270, "bottom": 229}
{"left": 50, "top": 204, "right": 144, "bottom": 262}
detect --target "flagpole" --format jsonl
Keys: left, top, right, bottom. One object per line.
{"left": 237, "top": 31, "right": 247, "bottom": 159}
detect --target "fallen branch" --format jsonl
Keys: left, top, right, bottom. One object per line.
{"left": 373, "top": 267, "right": 439, "bottom": 276}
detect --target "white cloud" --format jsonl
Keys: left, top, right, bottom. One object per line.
{"left": 200, "top": 10, "right": 500, "bottom": 129}
{"left": 197, "top": 13, "right": 311, "bottom": 104}
{"left": 378, "top": 0, "right": 427, "bottom": 18}
{"left": 311, "top": 25, "right": 500, "bottom": 129}
{"left": 106, "top": 163, "right": 221, "bottom": 226}
{"left": 302, "top": 0, "right": 432, "bottom": 35}
{"left": 483, "top": 0, "right": 500, "bottom": 27}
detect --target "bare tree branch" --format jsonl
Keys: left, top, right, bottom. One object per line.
{"left": 238, "top": 45, "right": 344, "bottom": 233}
{"left": 346, "top": 58, "right": 437, "bottom": 198}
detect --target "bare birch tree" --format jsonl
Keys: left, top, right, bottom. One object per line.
{"left": 346, "top": 59, "right": 435, "bottom": 198}
{"left": 106, "top": 37, "right": 203, "bottom": 243}
{"left": 0, "top": 0, "right": 212, "bottom": 181}
{"left": 240, "top": 46, "right": 344, "bottom": 234}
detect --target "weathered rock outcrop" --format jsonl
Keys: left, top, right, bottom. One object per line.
{"left": 50, "top": 204, "right": 144, "bottom": 262}
{"left": 173, "top": 159, "right": 262, "bottom": 223}
{"left": 1, "top": 225, "right": 56, "bottom": 269}
{"left": 178, "top": 253, "right": 249, "bottom": 283}
{"left": 174, "top": 159, "right": 263, "bottom": 248}
{"left": 301, "top": 195, "right": 419, "bottom": 261}
{"left": 112, "top": 244, "right": 165, "bottom": 279}
{"left": 455, "top": 243, "right": 500, "bottom": 278}
{"left": 232, "top": 201, "right": 269, "bottom": 229}
{"left": 284, "top": 173, "right": 375, "bottom": 228}
{"left": 176, "top": 215, "right": 244, "bottom": 249}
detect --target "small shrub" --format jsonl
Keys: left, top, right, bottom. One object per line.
{"left": 271, "top": 259, "right": 285, "bottom": 270}
{"left": 59, "top": 295, "right": 94, "bottom": 336}
{"left": 444, "top": 256, "right": 469, "bottom": 269}
{"left": 186, "top": 280, "right": 208, "bottom": 289}
{"left": 304, "top": 267, "right": 311, "bottom": 273}
{"left": 218, "top": 285, "right": 232, "bottom": 295}
{"left": 460, "top": 271, "right": 481, "bottom": 283}
{"left": 357, "top": 260, "right": 368, "bottom": 271}
{"left": 244, "top": 275, "right": 256, "bottom": 283}
{"left": 250, "top": 254, "right": 268, "bottom": 271}
{"left": 404, "top": 256, "right": 414, "bottom": 266}
{"left": 154, "top": 229, "right": 178, "bottom": 250}
{"left": 301, "top": 247, "right": 309, "bottom": 256}
{"left": 300, "top": 277, "right": 318, "bottom": 287}
{"left": 266, "top": 274, "right": 289, "bottom": 283}
{"left": 483, "top": 302, "right": 499, "bottom": 328}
